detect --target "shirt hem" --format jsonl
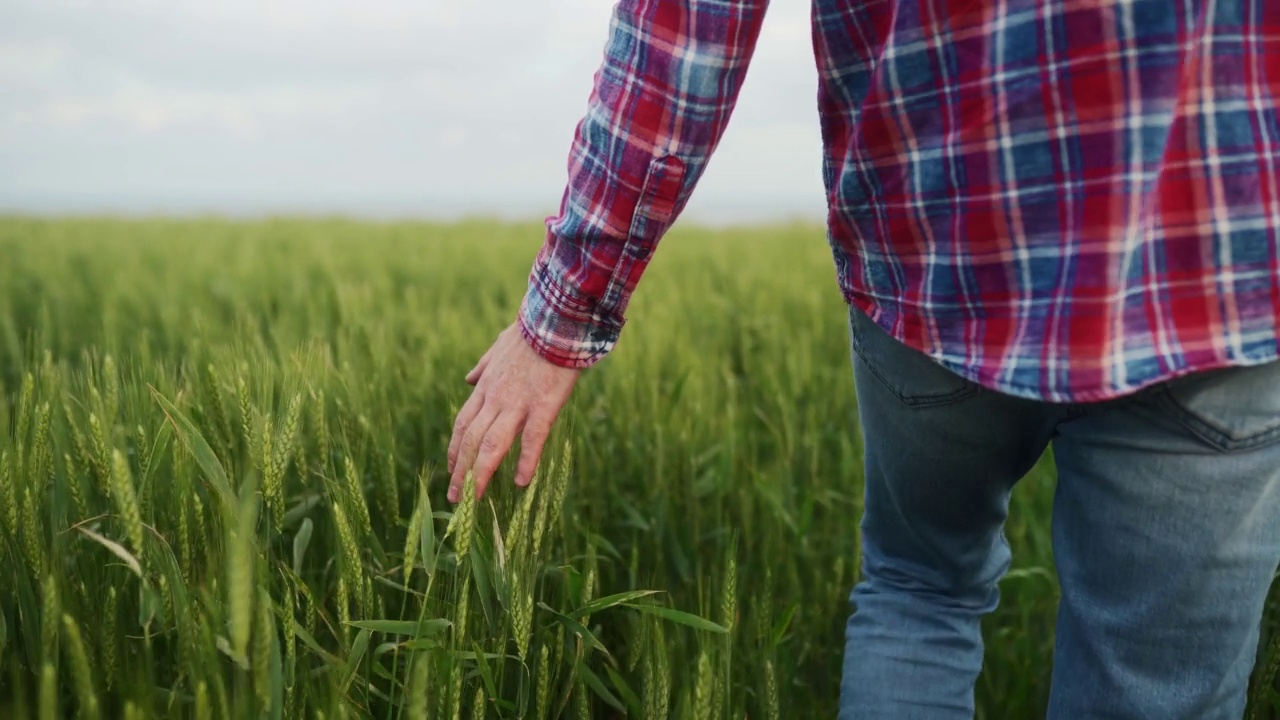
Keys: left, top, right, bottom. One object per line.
{"left": 841, "top": 292, "right": 1280, "bottom": 405}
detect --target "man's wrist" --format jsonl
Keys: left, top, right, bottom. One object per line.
{"left": 517, "top": 269, "right": 623, "bottom": 369}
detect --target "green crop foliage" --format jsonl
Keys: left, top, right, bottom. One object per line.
{"left": 0, "top": 217, "right": 1276, "bottom": 718}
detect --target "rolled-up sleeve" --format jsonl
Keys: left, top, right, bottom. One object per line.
{"left": 519, "top": 0, "right": 769, "bottom": 368}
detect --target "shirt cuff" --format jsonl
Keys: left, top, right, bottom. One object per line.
{"left": 517, "top": 258, "right": 624, "bottom": 369}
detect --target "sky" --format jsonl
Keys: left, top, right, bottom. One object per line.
{"left": 0, "top": 0, "right": 828, "bottom": 224}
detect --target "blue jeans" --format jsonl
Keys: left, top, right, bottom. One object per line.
{"left": 839, "top": 307, "right": 1280, "bottom": 719}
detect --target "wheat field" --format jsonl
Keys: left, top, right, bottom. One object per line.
{"left": 0, "top": 217, "right": 1276, "bottom": 719}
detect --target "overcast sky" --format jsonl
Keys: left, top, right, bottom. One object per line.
{"left": 0, "top": 0, "right": 826, "bottom": 223}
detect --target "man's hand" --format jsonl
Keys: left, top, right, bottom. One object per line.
{"left": 447, "top": 322, "right": 581, "bottom": 503}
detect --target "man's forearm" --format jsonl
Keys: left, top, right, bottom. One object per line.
{"left": 519, "top": 0, "right": 770, "bottom": 368}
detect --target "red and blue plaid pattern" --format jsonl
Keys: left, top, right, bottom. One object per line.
{"left": 518, "top": 0, "right": 1280, "bottom": 402}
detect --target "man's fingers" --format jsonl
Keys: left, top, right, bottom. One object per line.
{"left": 449, "top": 407, "right": 498, "bottom": 502}
{"left": 447, "top": 322, "right": 580, "bottom": 502}
{"left": 469, "top": 410, "right": 525, "bottom": 499}
{"left": 447, "top": 390, "right": 486, "bottom": 475}
{"left": 514, "top": 411, "right": 553, "bottom": 488}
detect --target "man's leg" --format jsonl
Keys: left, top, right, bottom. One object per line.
{"left": 1048, "top": 362, "right": 1280, "bottom": 719}
{"left": 839, "top": 308, "right": 1068, "bottom": 719}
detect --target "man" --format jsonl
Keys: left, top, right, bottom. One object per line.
{"left": 447, "top": 0, "right": 1280, "bottom": 717}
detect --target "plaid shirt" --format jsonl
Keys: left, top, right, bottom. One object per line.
{"left": 518, "top": 0, "right": 1280, "bottom": 402}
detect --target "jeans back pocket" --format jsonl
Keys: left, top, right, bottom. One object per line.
{"left": 849, "top": 306, "right": 979, "bottom": 408}
{"left": 1159, "top": 360, "right": 1280, "bottom": 452}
